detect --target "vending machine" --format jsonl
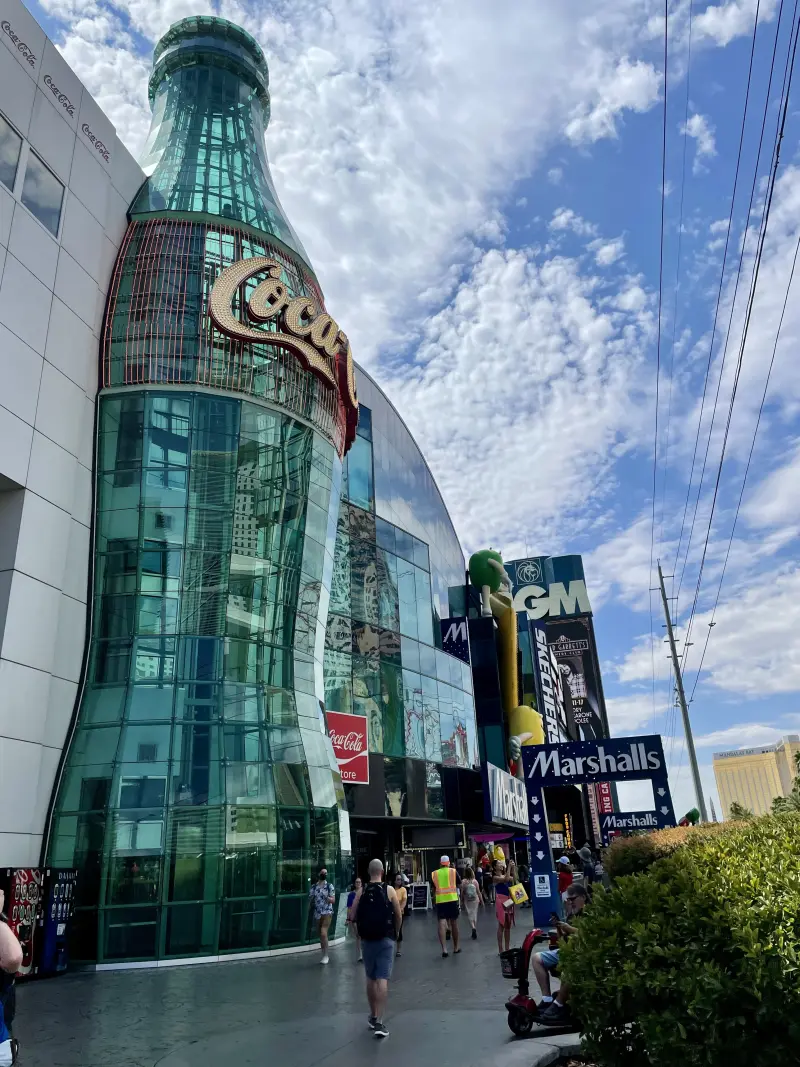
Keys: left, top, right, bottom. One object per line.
{"left": 38, "top": 869, "right": 78, "bottom": 976}
{"left": 0, "top": 868, "right": 77, "bottom": 978}
{"left": 1, "top": 869, "right": 44, "bottom": 977}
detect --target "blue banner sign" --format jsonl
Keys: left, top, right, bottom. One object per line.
{"left": 523, "top": 734, "right": 676, "bottom": 827}
{"left": 600, "top": 809, "right": 674, "bottom": 846}
{"left": 440, "top": 617, "right": 470, "bottom": 663}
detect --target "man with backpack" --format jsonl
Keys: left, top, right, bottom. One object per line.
{"left": 351, "top": 859, "right": 403, "bottom": 1039}
{"left": 0, "top": 890, "right": 22, "bottom": 1066}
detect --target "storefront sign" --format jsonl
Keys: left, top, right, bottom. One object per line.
{"left": 209, "top": 256, "right": 359, "bottom": 416}
{"left": 482, "top": 761, "right": 529, "bottom": 827}
{"left": 506, "top": 554, "right": 592, "bottom": 619}
{"left": 585, "top": 781, "right": 602, "bottom": 844}
{"left": 596, "top": 781, "right": 614, "bottom": 813}
{"left": 326, "top": 710, "right": 369, "bottom": 784}
{"left": 441, "top": 617, "right": 470, "bottom": 663}
{"left": 523, "top": 735, "right": 677, "bottom": 828}
{"left": 600, "top": 810, "right": 673, "bottom": 845}
{"left": 531, "top": 621, "right": 566, "bottom": 744}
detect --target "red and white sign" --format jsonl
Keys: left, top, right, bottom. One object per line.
{"left": 595, "top": 782, "right": 614, "bottom": 814}
{"left": 326, "top": 711, "right": 369, "bottom": 784}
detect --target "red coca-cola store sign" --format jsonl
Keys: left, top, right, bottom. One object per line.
{"left": 326, "top": 711, "right": 369, "bottom": 784}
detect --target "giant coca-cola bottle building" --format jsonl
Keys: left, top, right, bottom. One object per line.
{"left": 46, "top": 16, "right": 357, "bottom": 964}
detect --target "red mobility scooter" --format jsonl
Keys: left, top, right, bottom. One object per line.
{"left": 500, "top": 927, "right": 580, "bottom": 1038}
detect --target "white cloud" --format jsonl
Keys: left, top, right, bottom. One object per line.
{"left": 44, "top": 0, "right": 673, "bottom": 368}
{"left": 586, "top": 511, "right": 667, "bottom": 612}
{"left": 387, "top": 244, "right": 654, "bottom": 555}
{"left": 591, "top": 235, "right": 626, "bottom": 266}
{"left": 550, "top": 207, "right": 598, "bottom": 237}
{"left": 547, "top": 166, "right": 564, "bottom": 185}
{"left": 742, "top": 441, "right": 800, "bottom": 528}
{"left": 695, "top": 722, "right": 788, "bottom": 749}
{"left": 617, "top": 566, "right": 800, "bottom": 696}
{"left": 615, "top": 282, "right": 648, "bottom": 312}
{"left": 694, "top": 0, "right": 778, "bottom": 47}
{"left": 682, "top": 112, "right": 717, "bottom": 173}
{"left": 605, "top": 692, "right": 664, "bottom": 734}
{"left": 564, "top": 57, "right": 661, "bottom": 144}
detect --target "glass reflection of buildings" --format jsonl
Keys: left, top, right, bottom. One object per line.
{"left": 325, "top": 369, "right": 479, "bottom": 871}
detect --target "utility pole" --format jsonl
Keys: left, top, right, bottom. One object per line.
{"left": 657, "top": 561, "right": 708, "bottom": 822}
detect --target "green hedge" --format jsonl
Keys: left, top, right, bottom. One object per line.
{"left": 561, "top": 814, "right": 800, "bottom": 1066}
{"left": 603, "top": 823, "right": 728, "bottom": 881}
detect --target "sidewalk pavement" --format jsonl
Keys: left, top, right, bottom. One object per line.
{"left": 14, "top": 909, "right": 582, "bottom": 1066}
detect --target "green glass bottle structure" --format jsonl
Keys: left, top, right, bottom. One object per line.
{"left": 45, "top": 17, "right": 357, "bottom": 963}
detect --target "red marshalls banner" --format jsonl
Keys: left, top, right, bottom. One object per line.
{"left": 326, "top": 711, "right": 369, "bottom": 784}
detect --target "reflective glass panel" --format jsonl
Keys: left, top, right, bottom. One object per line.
{"left": 0, "top": 112, "right": 22, "bottom": 191}
{"left": 21, "top": 149, "right": 63, "bottom": 235}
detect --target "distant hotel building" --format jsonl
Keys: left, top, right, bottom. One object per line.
{"left": 713, "top": 735, "right": 800, "bottom": 817}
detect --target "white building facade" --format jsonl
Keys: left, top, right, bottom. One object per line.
{"left": 0, "top": 0, "right": 144, "bottom": 866}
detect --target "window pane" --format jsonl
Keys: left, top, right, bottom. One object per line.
{"left": 346, "top": 434, "right": 373, "bottom": 511}
{"left": 0, "top": 113, "right": 22, "bottom": 191}
{"left": 21, "top": 150, "right": 64, "bottom": 235}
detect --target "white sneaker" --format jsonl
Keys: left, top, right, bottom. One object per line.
{"left": 320, "top": 955, "right": 330, "bottom": 965}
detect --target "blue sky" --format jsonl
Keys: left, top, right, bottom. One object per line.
{"left": 27, "top": 0, "right": 800, "bottom": 817}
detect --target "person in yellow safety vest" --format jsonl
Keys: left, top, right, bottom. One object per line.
{"left": 431, "top": 855, "right": 461, "bottom": 957}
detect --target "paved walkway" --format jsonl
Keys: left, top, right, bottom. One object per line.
{"left": 14, "top": 909, "right": 577, "bottom": 1066}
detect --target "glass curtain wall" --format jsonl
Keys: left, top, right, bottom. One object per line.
{"left": 48, "top": 392, "right": 345, "bottom": 962}
{"left": 324, "top": 407, "right": 478, "bottom": 812}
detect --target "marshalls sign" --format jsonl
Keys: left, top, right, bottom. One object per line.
{"left": 522, "top": 734, "right": 677, "bottom": 827}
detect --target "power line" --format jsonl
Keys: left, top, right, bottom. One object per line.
{"left": 671, "top": 0, "right": 763, "bottom": 598}
{"left": 661, "top": 0, "right": 695, "bottom": 753}
{"left": 649, "top": 0, "right": 670, "bottom": 732}
{"left": 659, "top": 0, "right": 694, "bottom": 551}
{"left": 678, "top": 3, "right": 800, "bottom": 680}
{"left": 688, "top": 228, "right": 800, "bottom": 701}
{"left": 677, "top": 0, "right": 787, "bottom": 619}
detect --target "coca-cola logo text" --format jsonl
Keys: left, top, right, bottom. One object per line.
{"left": 81, "top": 122, "right": 110, "bottom": 162}
{"left": 329, "top": 730, "right": 365, "bottom": 753}
{"left": 1, "top": 20, "right": 36, "bottom": 66}
{"left": 327, "top": 711, "right": 369, "bottom": 783}
{"left": 44, "top": 74, "right": 75, "bottom": 116}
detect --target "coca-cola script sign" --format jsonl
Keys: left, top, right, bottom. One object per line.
{"left": 326, "top": 710, "right": 369, "bottom": 784}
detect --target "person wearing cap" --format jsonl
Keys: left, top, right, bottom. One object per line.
{"left": 557, "top": 856, "right": 574, "bottom": 903}
{"left": 431, "top": 856, "right": 460, "bottom": 957}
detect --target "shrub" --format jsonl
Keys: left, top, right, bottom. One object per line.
{"left": 562, "top": 813, "right": 800, "bottom": 1067}
{"left": 603, "top": 822, "right": 727, "bottom": 881}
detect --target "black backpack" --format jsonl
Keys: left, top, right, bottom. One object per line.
{"left": 356, "top": 882, "right": 395, "bottom": 942}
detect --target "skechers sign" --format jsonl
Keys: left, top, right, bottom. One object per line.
{"left": 532, "top": 622, "right": 564, "bottom": 744}
{"left": 506, "top": 554, "right": 592, "bottom": 619}
{"left": 482, "top": 762, "right": 529, "bottom": 827}
{"left": 522, "top": 734, "right": 676, "bottom": 826}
